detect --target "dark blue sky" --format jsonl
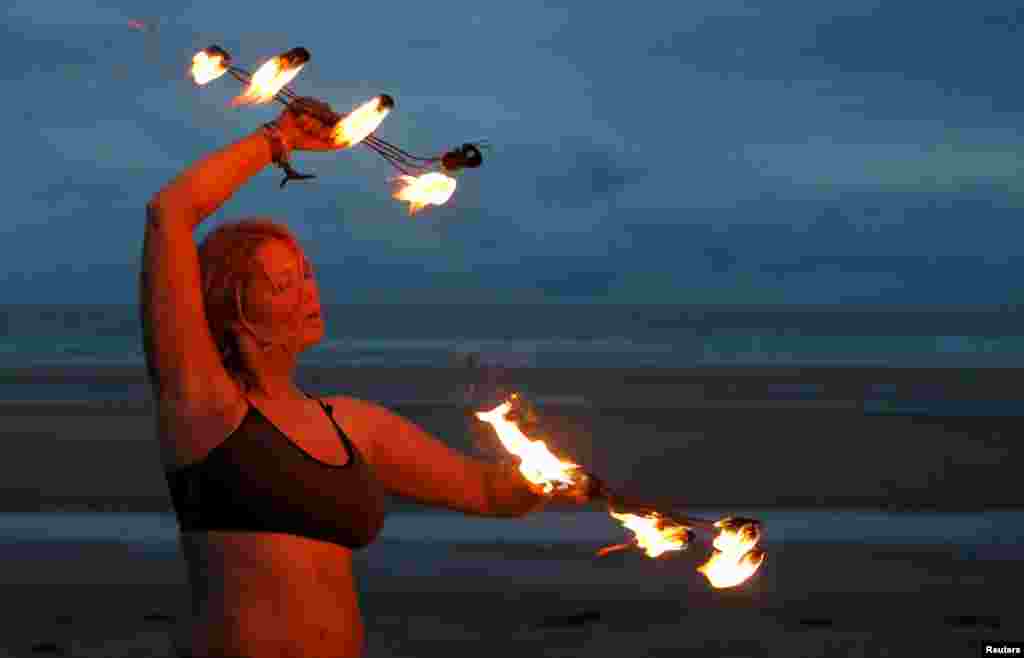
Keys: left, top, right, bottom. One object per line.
{"left": 4, "top": 1, "right": 1023, "bottom": 304}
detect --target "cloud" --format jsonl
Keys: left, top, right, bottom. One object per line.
{"left": 533, "top": 142, "right": 648, "bottom": 209}
{"left": 742, "top": 139, "right": 1024, "bottom": 190}
{"left": 798, "top": 3, "right": 1024, "bottom": 113}
{"left": 4, "top": 0, "right": 1024, "bottom": 306}
{"left": 534, "top": 270, "right": 618, "bottom": 299}
{"left": 7, "top": 1, "right": 131, "bottom": 26}
{"left": 405, "top": 38, "right": 443, "bottom": 51}
{"left": 389, "top": 94, "right": 525, "bottom": 129}
{"left": 0, "top": 24, "right": 99, "bottom": 79}
{"left": 39, "top": 120, "right": 179, "bottom": 170}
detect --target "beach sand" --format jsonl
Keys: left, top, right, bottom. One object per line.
{"left": 0, "top": 537, "right": 1018, "bottom": 657}
{"left": 1, "top": 364, "right": 1021, "bottom": 656}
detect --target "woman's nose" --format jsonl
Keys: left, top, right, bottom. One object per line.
{"left": 303, "top": 279, "right": 318, "bottom": 303}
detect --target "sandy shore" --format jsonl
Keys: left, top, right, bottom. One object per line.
{"left": 2, "top": 364, "right": 1021, "bottom": 656}
{"left": 0, "top": 536, "right": 1018, "bottom": 657}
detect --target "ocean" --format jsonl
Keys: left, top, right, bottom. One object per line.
{"left": 3, "top": 304, "right": 1024, "bottom": 421}
{"left": 3, "top": 510, "right": 1023, "bottom": 548}
{"left": 3, "top": 304, "right": 1024, "bottom": 370}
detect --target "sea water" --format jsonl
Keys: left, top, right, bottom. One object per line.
{"left": 2, "top": 511, "right": 1022, "bottom": 548}
{"left": 3, "top": 304, "right": 1024, "bottom": 373}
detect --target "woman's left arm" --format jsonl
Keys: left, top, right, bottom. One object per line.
{"left": 326, "top": 396, "right": 551, "bottom": 517}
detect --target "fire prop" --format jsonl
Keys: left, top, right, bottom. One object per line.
{"left": 189, "top": 45, "right": 484, "bottom": 212}
{"left": 604, "top": 510, "right": 695, "bottom": 558}
{"left": 697, "top": 519, "right": 767, "bottom": 589}
{"left": 393, "top": 173, "right": 458, "bottom": 216}
{"left": 475, "top": 396, "right": 767, "bottom": 589}
{"left": 474, "top": 395, "right": 583, "bottom": 494}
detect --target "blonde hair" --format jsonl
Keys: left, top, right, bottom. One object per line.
{"left": 197, "top": 217, "right": 306, "bottom": 390}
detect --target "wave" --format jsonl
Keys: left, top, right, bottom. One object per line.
{"left": 4, "top": 510, "right": 1023, "bottom": 546}
{"left": 2, "top": 334, "right": 1024, "bottom": 369}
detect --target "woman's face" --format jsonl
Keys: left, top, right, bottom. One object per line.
{"left": 237, "top": 238, "right": 324, "bottom": 351}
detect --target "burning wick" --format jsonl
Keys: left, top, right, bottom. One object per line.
{"left": 189, "top": 44, "right": 483, "bottom": 211}
{"left": 599, "top": 511, "right": 765, "bottom": 589}
{"left": 594, "top": 543, "right": 632, "bottom": 557}
{"left": 190, "top": 46, "right": 231, "bottom": 85}
{"left": 605, "top": 511, "right": 694, "bottom": 558}
{"left": 696, "top": 518, "right": 766, "bottom": 589}
{"left": 475, "top": 396, "right": 584, "bottom": 494}
{"left": 477, "top": 392, "right": 767, "bottom": 589}
{"left": 333, "top": 95, "right": 395, "bottom": 148}
{"left": 392, "top": 172, "right": 458, "bottom": 215}
{"left": 232, "top": 47, "right": 310, "bottom": 106}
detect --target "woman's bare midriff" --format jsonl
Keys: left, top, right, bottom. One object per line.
{"left": 164, "top": 395, "right": 371, "bottom": 658}
{"left": 178, "top": 530, "right": 364, "bottom": 658}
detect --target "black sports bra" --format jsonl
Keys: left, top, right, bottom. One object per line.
{"left": 165, "top": 392, "right": 386, "bottom": 549}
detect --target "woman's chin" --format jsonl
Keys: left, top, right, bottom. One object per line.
{"left": 302, "top": 322, "right": 325, "bottom": 348}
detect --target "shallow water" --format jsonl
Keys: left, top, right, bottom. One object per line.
{"left": 1, "top": 510, "right": 1021, "bottom": 546}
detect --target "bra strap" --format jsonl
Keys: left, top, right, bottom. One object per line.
{"left": 301, "top": 388, "right": 352, "bottom": 459}
{"left": 301, "top": 387, "right": 332, "bottom": 413}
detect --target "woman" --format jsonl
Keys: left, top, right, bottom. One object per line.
{"left": 141, "top": 98, "right": 593, "bottom": 658}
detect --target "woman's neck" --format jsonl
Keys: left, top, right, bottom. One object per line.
{"left": 239, "top": 375, "right": 306, "bottom": 402}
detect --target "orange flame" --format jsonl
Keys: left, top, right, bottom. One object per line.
{"left": 475, "top": 397, "right": 582, "bottom": 493}
{"left": 595, "top": 542, "right": 632, "bottom": 557}
{"left": 607, "top": 511, "right": 691, "bottom": 558}
{"left": 392, "top": 172, "right": 458, "bottom": 215}
{"left": 697, "top": 518, "right": 766, "bottom": 588}
{"left": 333, "top": 95, "right": 393, "bottom": 148}
{"left": 477, "top": 394, "right": 767, "bottom": 588}
{"left": 190, "top": 48, "right": 230, "bottom": 85}
{"left": 232, "top": 48, "right": 309, "bottom": 106}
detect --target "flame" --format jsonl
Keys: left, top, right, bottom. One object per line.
{"left": 232, "top": 48, "right": 309, "bottom": 106}
{"left": 595, "top": 542, "right": 632, "bottom": 557}
{"left": 475, "top": 398, "right": 582, "bottom": 493}
{"left": 190, "top": 47, "right": 230, "bottom": 85}
{"left": 332, "top": 95, "right": 394, "bottom": 148}
{"left": 392, "top": 172, "right": 457, "bottom": 215}
{"left": 697, "top": 518, "right": 766, "bottom": 588}
{"left": 608, "top": 511, "right": 691, "bottom": 558}
{"left": 698, "top": 548, "right": 766, "bottom": 589}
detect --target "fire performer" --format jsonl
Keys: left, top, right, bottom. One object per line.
{"left": 141, "top": 100, "right": 594, "bottom": 658}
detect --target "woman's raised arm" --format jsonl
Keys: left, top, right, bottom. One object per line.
{"left": 140, "top": 128, "right": 275, "bottom": 415}
{"left": 140, "top": 100, "right": 357, "bottom": 463}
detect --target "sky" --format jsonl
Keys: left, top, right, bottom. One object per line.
{"left": 3, "top": 0, "right": 1023, "bottom": 305}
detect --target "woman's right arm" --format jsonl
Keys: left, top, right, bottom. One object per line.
{"left": 140, "top": 129, "right": 274, "bottom": 419}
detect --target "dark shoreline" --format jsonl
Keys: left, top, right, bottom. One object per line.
{"left": 2, "top": 365, "right": 1023, "bottom": 512}
{"left": 1, "top": 364, "right": 1024, "bottom": 406}
{"left": 5, "top": 501, "right": 1024, "bottom": 514}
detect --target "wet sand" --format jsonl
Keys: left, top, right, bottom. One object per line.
{"left": 0, "top": 537, "right": 1017, "bottom": 657}
{"left": 2, "top": 365, "right": 1021, "bottom": 655}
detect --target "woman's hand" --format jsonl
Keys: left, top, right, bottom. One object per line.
{"left": 525, "top": 471, "right": 602, "bottom": 506}
{"left": 562, "top": 471, "right": 603, "bottom": 505}
{"left": 274, "top": 97, "right": 346, "bottom": 152}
